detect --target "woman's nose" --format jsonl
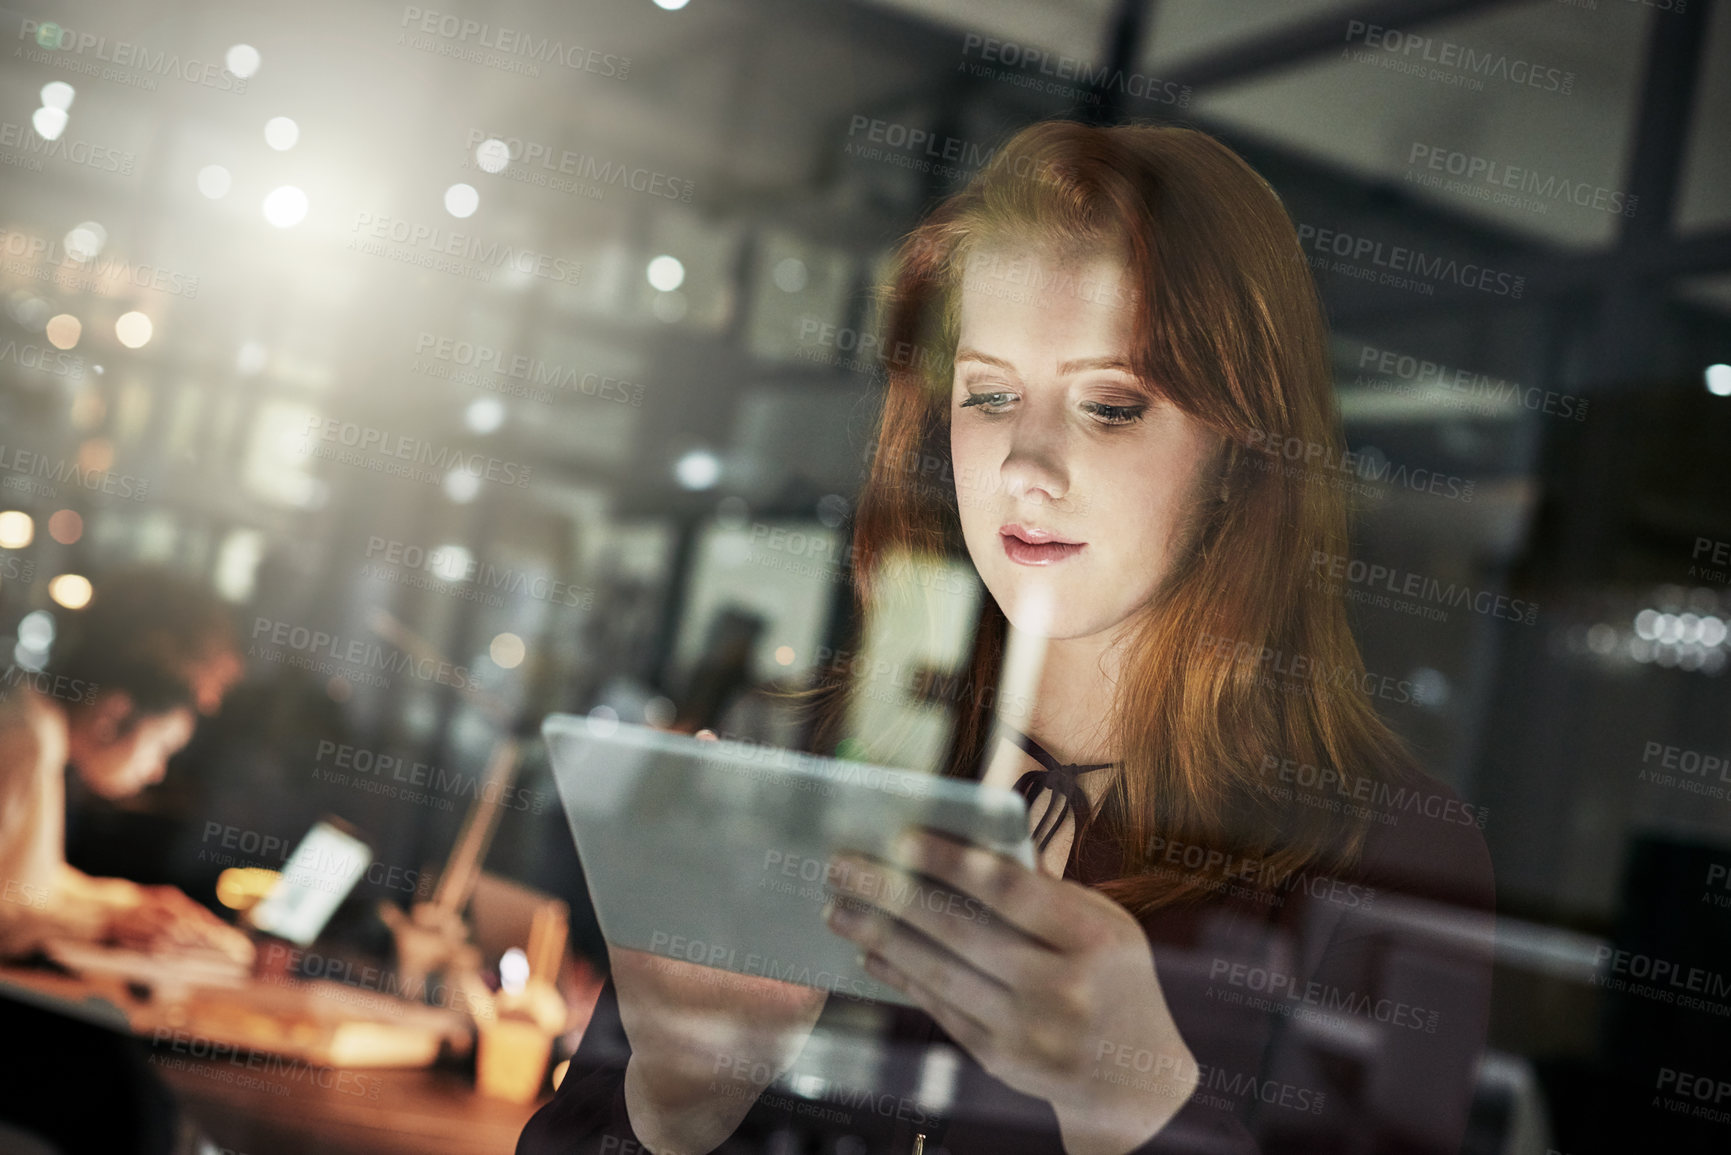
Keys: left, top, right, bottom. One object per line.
{"left": 999, "top": 414, "right": 1070, "bottom": 504}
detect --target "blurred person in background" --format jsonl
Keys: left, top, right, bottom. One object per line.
{"left": 672, "top": 606, "right": 768, "bottom": 735}
{"left": 0, "top": 565, "right": 246, "bottom": 958}
{"left": 0, "top": 565, "right": 246, "bottom": 1154}
{"left": 522, "top": 121, "right": 1494, "bottom": 1155}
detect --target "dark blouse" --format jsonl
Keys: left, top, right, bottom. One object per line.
{"left": 518, "top": 764, "right": 1495, "bottom": 1155}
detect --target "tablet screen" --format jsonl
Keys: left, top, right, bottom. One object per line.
{"left": 546, "top": 716, "right": 1033, "bottom": 1005}
{"left": 247, "top": 820, "right": 372, "bottom": 946}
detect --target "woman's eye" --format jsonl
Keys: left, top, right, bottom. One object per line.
{"left": 1082, "top": 401, "right": 1146, "bottom": 426}
{"left": 959, "top": 391, "right": 1015, "bottom": 413}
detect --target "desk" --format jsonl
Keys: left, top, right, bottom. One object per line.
{"left": 0, "top": 963, "right": 545, "bottom": 1154}
{"left": 158, "top": 1061, "right": 541, "bottom": 1155}
{"left": 0, "top": 953, "right": 471, "bottom": 1067}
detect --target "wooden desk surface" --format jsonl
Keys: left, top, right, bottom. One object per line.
{"left": 0, "top": 962, "right": 545, "bottom": 1154}
{"left": 157, "top": 1059, "right": 543, "bottom": 1155}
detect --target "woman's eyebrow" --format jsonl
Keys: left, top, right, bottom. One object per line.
{"left": 954, "top": 347, "right": 1015, "bottom": 372}
{"left": 1057, "top": 355, "right": 1135, "bottom": 375}
{"left": 956, "top": 350, "right": 1135, "bottom": 373}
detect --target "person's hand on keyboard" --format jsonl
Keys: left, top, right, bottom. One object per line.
{"left": 105, "top": 885, "right": 255, "bottom": 965}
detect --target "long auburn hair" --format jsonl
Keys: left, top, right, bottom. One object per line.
{"left": 835, "top": 120, "right": 1418, "bottom": 915}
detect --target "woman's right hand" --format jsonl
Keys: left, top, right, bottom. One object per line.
{"left": 609, "top": 941, "right": 828, "bottom": 1155}
{"left": 105, "top": 885, "right": 255, "bottom": 964}
{"left": 611, "top": 727, "right": 829, "bottom": 1153}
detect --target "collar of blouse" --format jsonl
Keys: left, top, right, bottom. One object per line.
{"left": 998, "top": 726, "right": 1116, "bottom": 855}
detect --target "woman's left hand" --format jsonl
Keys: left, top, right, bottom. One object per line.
{"left": 825, "top": 829, "right": 1199, "bottom": 1155}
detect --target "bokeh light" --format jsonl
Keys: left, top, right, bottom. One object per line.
{"left": 10, "top": 296, "right": 50, "bottom": 329}
{"left": 63, "top": 222, "right": 106, "bottom": 262}
{"left": 0, "top": 511, "right": 33, "bottom": 549}
{"left": 475, "top": 138, "right": 510, "bottom": 173}
{"left": 48, "top": 574, "right": 94, "bottom": 610}
{"left": 675, "top": 449, "right": 720, "bottom": 490}
{"left": 464, "top": 397, "right": 505, "bottom": 434}
{"left": 1708, "top": 364, "right": 1731, "bottom": 397}
{"left": 39, "top": 82, "right": 75, "bottom": 111}
{"left": 44, "top": 314, "right": 81, "bottom": 350}
{"left": 772, "top": 257, "right": 808, "bottom": 292}
{"left": 31, "top": 107, "right": 68, "bottom": 141}
{"left": 262, "top": 186, "right": 309, "bottom": 227}
{"left": 215, "top": 867, "right": 278, "bottom": 911}
{"left": 198, "top": 164, "right": 232, "bottom": 199}
{"left": 264, "top": 116, "right": 300, "bottom": 151}
{"left": 644, "top": 696, "right": 676, "bottom": 728}
{"left": 429, "top": 545, "right": 475, "bottom": 582}
{"left": 585, "top": 704, "right": 620, "bottom": 738}
{"left": 647, "top": 254, "right": 685, "bottom": 291}
{"left": 48, "top": 509, "right": 84, "bottom": 544}
{"left": 115, "top": 311, "right": 154, "bottom": 348}
{"left": 490, "top": 632, "right": 526, "bottom": 669}
{"left": 499, "top": 947, "right": 530, "bottom": 995}
{"left": 76, "top": 439, "right": 113, "bottom": 474}
{"left": 225, "top": 44, "right": 261, "bottom": 79}
{"left": 17, "top": 611, "right": 54, "bottom": 651}
{"left": 444, "top": 183, "right": 480, "bottom": 218}
{"left": 443, "top": 468, "right": 481, "bottom": 504}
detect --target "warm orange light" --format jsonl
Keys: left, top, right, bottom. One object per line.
{"left": 45, "top": 314, "right": 81, "bottom": 349}
{"left": 215, "top": 867, "right": 281, "bottom": 912}
{"left": 0, "top": 511, "right": 31, "bottom": 549}
{"left": 115, "top": 311, "right": 153, "bottom": 349}
{"left": 76, "top": 438, "right": 113, "bottom": 474}
{"left": 47, "top": 509, "right": 83, "bottom": 545}
{"left": 48, "top": 573, "right": 93, "bottom": 609}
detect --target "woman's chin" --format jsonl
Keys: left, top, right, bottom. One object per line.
{"left": 997, "top": 597, "right": 1113, "bottom": 643}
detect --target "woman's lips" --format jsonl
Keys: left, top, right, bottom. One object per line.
{"left": 1003, "top": 536, "right": 1080, "bottom": 567}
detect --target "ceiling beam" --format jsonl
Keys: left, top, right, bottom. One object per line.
{"left": 1161, "top": 0, "right": 1512, "bottom": 91}
{"left": 804, "top": 0, "right": 1731, "bottom": 331}
{"left": 1586, "top": 0, "right": 1716, "bottom": 383}
{"left": 1620, "top": 0, "right": 1713, "bottom": 245}
{"left": 1083, "top": 0, "right": 1157, "bottom": 123}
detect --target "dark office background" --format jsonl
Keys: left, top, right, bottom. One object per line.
{"left": 2, "top": 0, "right": 1730, "bottom": 1151}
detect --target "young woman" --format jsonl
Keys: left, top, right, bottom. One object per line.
{"left": 0, "top": 567, "right": 249, "bottom": 1155}
{"left": 520, "top": 121, "right": 1494, "bottom": 1155}
{"left": 0, "top": 566, "right": 247, "bottom": 958}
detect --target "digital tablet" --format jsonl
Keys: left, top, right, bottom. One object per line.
{"left": 246, "top": 818, "right": 372, "bottom": 946}
{"left": 543, "top": 714, "right": 1033, "bottom": 1007}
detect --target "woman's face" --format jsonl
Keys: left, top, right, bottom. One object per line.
{"left": 68, "top": 697, "right": 197, "bottom": 800}
{"left": 949, "top": 245, "right": 1220, "bottom": 642}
